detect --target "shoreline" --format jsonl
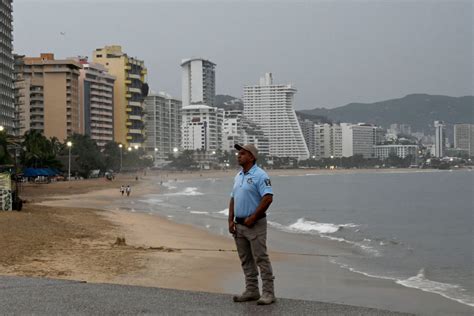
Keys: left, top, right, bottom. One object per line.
{"left": 2, "top": 170, "right": 473, "bottom": 315}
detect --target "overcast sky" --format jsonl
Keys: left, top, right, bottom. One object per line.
{"left": 13, "top": 0, "right": 473, "bottom": 109}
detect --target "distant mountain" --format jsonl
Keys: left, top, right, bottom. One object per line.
{"left": 215, "top": 94, "right": 243, "bottom": 111}
{"left": 300, "top": 94, "right": 473, "bottom": 133}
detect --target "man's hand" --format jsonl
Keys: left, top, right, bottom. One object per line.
{"left": 228, "top": 221, "right": 236, "bottom": 235}
{"left": 244, "top": 214, "right": 257, "bottom": 227}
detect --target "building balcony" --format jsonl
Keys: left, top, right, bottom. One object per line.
{"left": 127, "top": 73, "right": 141, "bottom": 80}
{"left": 128, "top": 129, "right": 142, "bottom": 134}
{"left": 128, "top": 87, "right": 141, "bottom": 94}
{"left": 128, "top": 115, "right": 141, "bottom": 121}
{"left": 129, "top": 101, "right": 141, "bottom": 107}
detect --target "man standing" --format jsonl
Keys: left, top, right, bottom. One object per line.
{"left": 229, "top": 144, "right": 275, "bottom": 305}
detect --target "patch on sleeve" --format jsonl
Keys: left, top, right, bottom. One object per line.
{"left": 264, "top": 178, "right": 272, "bottom": 186}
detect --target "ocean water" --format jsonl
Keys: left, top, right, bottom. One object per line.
{"left": 130, "top": 170, "right": 473, "bottom": 307}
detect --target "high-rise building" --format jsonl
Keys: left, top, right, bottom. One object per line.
{"left": 14, "top": 54, "right": 29, "bottom": 136}
{"left": 1, "top": 1, "right": 15, "bottom": 133}
{"left": 341, "top": 123, "right": 384, "bottom": 158}
{"left": 222, "top": 110, "right": 242, "bottom": 153}
{"left": 93, "top": 46, "right": 148, "bottom": 148}
{"left": 299, "top": 119, "right": 316, "bottom": 157}
{"left": 16, "top": 54, "right": 82, "bottom": 141}
{"left": 181, "top": 58, "right": 216, "bottom": 107}
{"left": 314, "top": 123, "right": 342, "bottom": 159}
{"left": 243, "top": 73, "right": 309, "bottom": 160}
{"left": 434, "top": 120, "right": 445, "bottom": 158}
{"left": 222, "top": 109, "right": 269, "bottom": 156}
{"left": 145, "top": 92, "right": 182, "bottom": 162}
{"left": 181, "top": 104, "right": 223, "bottom": 152}
{"left": 454, "top": 124, "right": 474, "bottom": 157}
{"left": 76, "top": 57, "right": 115, "bottom": 148}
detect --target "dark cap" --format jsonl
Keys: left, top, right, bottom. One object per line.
{"left": 234, "top": 144, "right": 258, "bottom": 160}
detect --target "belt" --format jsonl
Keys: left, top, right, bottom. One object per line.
{"left": 235, "top": 213, "right": 266, "bottom": 225}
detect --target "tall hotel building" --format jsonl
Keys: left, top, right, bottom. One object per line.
{"left": 145, "top": 92, "right": 182, "bottom": 161}
{"left": 77, "top": 58, "right": 115, "bottom": 148}
{"left": 454, "top": 123, "right": 473, "bottom": 157}
{"left": 434, "top": 120, "right": 445, "bottom": 158}
{"left": 181, "top": 58, "right": 216, "bottom": 107}
{"left": 181, "top": 58, "right": 222, "bottom": 152}
{"left": 314, "top": 123, "right": 343, "bottom": 159}
{"left": 341, "top": 123, "right": 384, "bottom": 158}
{"left": 181, "top": 105, "right": 223, "bottom": 152}
{"left": 0, "top": 1, "right": 14, "bottom": 133}
{"left": 93, "top": 46, "right": 148, "bottom": 148}
{"left": 243, "top": 73, "right": 309, "bottom": 160}
{"left": 15, "top": 54, "right": 82, "bottom": 140}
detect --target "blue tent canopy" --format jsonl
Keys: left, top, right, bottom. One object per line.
{"left": 23, "top": 168, "right": 61, "bottom": 177}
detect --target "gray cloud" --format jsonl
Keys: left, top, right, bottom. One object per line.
{"left": 13, "top": 0, "right": 473, "bottom": 109}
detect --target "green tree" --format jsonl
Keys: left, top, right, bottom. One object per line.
{"left": 103, "top": 141, "right": 122, "bottom": 171}
{"left": 65, "top": 134, "right": 104, "bottom": 178}
{"left": 0, "top": 132, "right": 13, "bottom": 165}
{"left": 21, "top": 130, "right": 62, "bottom": 168}
{"left": 167, "top": 150, "right": 197, "bottom": 170}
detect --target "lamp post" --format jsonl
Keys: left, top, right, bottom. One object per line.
{"left": 67, "top": 141, "right": 72, "bottom": 180}
{"left": 154, "top": 147, "right": 158, "bottom": 164}
{"left": 0, "top": 126, "right": 4, "bottom": 132}
{"left": 118, "top": 144, "right": 123, "bottom": 172}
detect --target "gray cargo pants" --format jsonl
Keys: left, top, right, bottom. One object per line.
{"left": 234, "top": 217, "right": 275, "bottom": 295}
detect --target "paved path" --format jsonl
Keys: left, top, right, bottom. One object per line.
{"left": 0, "top": 276, "right": 413, "bottom": 315}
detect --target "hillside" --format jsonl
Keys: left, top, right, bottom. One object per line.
{"left": 300, "top": 94, "right": 473, "bottom": 132}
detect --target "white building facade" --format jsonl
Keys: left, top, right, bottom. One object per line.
{"left": 145, "top": 93, "right": 182, "bottom": 161}
{"left": 341, "top": 123, "right": 384, "bottom": 158}
{"left": 243, "top": 73, "right": 309, "bottom": 160}
{"left": 374, "top": 144, "right": 418, "bottom": 160}
{"left": 181, "top": 104, "right": 223, "bottom": 152}
{"left": 79, "top": 59, "right": 115, "bottom": 148}
{"left": 454, "top": 124, "right": 474, "bottom": 157}
{"left": 181, "top": 58, "right": 216, "bottom": 107}
{"left": 434, "top": 120, "right": 445, "bottom": 158}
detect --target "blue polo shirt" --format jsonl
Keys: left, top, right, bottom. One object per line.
{"left": 230, "top": 164, "right": 273, "bottom": 218}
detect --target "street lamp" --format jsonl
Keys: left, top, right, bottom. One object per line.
{"left": 154, "top": 147, "right": 158, "bottom": 163}
{"left": 128, "top": 147, "right": 132, "bottom": 152}
{"left": 134, "top": 145, "right": 139, "bottom": 150}
{"left": 118, "top": 144, "right": 123, "bottom": 172}
{"left": 67, "top": 141, "right": 72, "bottom": 180}
{"left": 173, "top": 147, "right": 178, "bottom": 153}
{"left": 0, "top": 126, "right": 4, "bottom": 132}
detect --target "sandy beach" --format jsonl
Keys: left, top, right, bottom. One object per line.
{"left": 1, "top": 168, "right": 472, "bottom": 315}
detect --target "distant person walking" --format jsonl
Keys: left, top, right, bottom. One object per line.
{"left": 126, "top": 185, "right": 131, "bottom": 197}
{"left": 228, "top": 144, "right": 275, "bottom": 305}
{"left": 120, "top": 185, "right": 125, "bottom": 196}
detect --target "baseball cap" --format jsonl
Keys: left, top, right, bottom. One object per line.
{"left": 234, "top": 144, "right": 258, "bottom": 160}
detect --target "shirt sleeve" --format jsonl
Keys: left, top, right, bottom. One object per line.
{"left": 257, "top": 173, "right": 273, "bottom": 197}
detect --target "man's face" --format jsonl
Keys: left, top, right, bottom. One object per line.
{"left": 237, "top": 149, "right": 254, "bottom": 166}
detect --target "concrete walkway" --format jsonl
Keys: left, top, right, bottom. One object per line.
{"left": 0, "top": 276, "right": 413, "bottom": 315}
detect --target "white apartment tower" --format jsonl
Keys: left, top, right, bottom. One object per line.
{"left": 181, "top": 105, "right": 223, "bottom": 152}
{"left": 313, "top": 123, "right": 343, "bottom": 159}
{"left": 243, "top": 73, "right": 309, "bottom": 160}
{"left": 145, "top": 92, "right": 182, "bottom": 161}
{"left": 341, "top": 123, "right": 384, "bottom": 158}
{"left": 1, "top": 1, "right": 14, "bottom": 133}
{"left": 181, "top": 58, "right": 216, "bottom": 107}
{"left": 434, "top": 120, "right": 445, "bottom": 158}
{"left": 454, "top": 124, "right": 473, "bottom": 157}
{"left": 78, "top": 58, "right": 115, "bottom": 148}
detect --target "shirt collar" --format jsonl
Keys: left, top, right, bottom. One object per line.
{"left": 239, "top": 164, "right": 258, "bottom": 176}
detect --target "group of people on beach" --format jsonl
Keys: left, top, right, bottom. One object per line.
{"left": 120, "top": 185, "right": 132, "bottom": 197}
